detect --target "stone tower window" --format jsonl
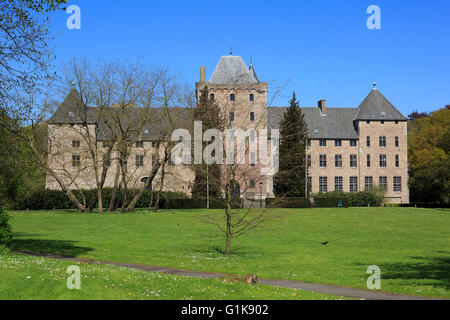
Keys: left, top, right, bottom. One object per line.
{"left": 250, "top": 94, "right": 254, "bottom": 101}
{"left": 250, "top": 112, "right": 255, "bottom": 122}
{"left": 230, "top": 94, "right": 235, "bottom": 102}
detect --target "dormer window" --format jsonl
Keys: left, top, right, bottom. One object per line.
{"left": 68, "top": 112, "right": 74, "bottom": 117}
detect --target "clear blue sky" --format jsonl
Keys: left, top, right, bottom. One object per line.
{"left": 49, "top": 0, "right": 450, "bottom": 115}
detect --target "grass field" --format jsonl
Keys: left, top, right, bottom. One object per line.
{"left": 4, "top": 207, "right": 450, "bottom": 299}
{"left": 0, "top": 253, "right": 339, "bottom": 300}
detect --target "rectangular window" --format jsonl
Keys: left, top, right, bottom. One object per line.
{"left": 320, "top": 154, "right": 327, "bottom": 168}
{"left": 379, "top": 136, "right": 386, "bottom": 147}
{"left": 366, "top": 136, "right": 370, "bottom": 147}
{"left": 350, "top": 176, "right": 358, "bottom": 192}
{"left": 335, "top": 155, "right": 342, "bottom": 168}
{"left": 320, "top": 139, "right": 327, "bottom": 147}
{"left": 393, "top": 176, "right": 402, "bottom": 192}
{"left": 319, "top": 177, "right": 328, "bottom": 193}
{"left": 350, "top": 154, "right": 357, "bottom": 168}
{"left": 367, "top": 154, "right": 371, "bottom": 168}
{"left": 250, "top": 179, "right": 256, "bottom": 188}
{"left": 395, "top": 155, "right": 399, "bottom": 168}
{"left": 307, "top": 154, "right": 311, "bottom": 167}
{"left": 72, "top": 154, "right": 80, "bottom": 167}
{"left": 350, "top": 139, "right": 357, "bottom": 147}
{"left": 335, "top": 139, "right": 342, "bottom": 147}
{"left": 151, "top": 141, "right": 156, "bottom": 148}
{"left": 250, "top": 94, "right": 254, "bottom": 101}
{"left": 103, "top": 141, "right": 112, "bottom": 148}
{"left": 379, "top": 154, "right": 387, "bottom": 167}
{"left": 250, "top": 152, "right": 256, "bottom": 167}
{"left": 105, "top": 155, "right": 111, "bottom": 167}
{"left": 210, "top": 93, "right": 215, "bottom": 101}
{"left": 395, "top": 136, "right": 399, "bottom": 147}
{"left": 152, "top": 154, "right": 156, "bottom": 166}
{"left": 136, "top": 141, "right": 144, "bottom": 148}
{"left": 229, "top": 112, "right": 235, "bottom": 123}
{"left": 250, "top": 112, "right": 255, "bottom": 122}
{"left": 335, "top": 177, "right": 343, "bottom": 191}
{"left": 136, "top": 155, "right": 144, "bottom": 167}
{"left": 230, "top": 94, "right": 235, "bottom": 102}
{"left": 379, "top": 176, "right": 387, "bottom": 191}
{"left": 307, "top": 139, "right": 311, "bottom": 147}
{"left": 72, "top": 140, "right": 80, "bottom": 148}
{"left": 365, "top": 176, "right": 373, "bottom": 191}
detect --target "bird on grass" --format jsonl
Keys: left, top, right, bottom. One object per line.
{"left": 321, "top": 241, "right": 329, "bottom": 245}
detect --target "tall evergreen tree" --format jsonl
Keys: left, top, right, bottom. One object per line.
{"left": 274, "top": 92, "right": 308, "bottom": 197}
{"left": 191, "top": 86, "right": 224, "bottom": 199}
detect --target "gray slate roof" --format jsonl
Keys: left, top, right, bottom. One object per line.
{"left": 209, "top": 56, "right": 259, "bottom": 85}
{"left": 268, "top": 107, "right": 359, "bottom": 139}
{"left": 354, "top": 89, "right": 406, "bottom": 121}
{"left": 49, "top": 89, "right": 193, "bottom": 141}
{"left": 50, "top": 86, "right": 407, "bottom": 141}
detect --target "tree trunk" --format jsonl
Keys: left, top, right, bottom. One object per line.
{"left": 153, "top": 165, "right": 165, "bottom": 213}
{"left": 224, "top": 203, "right": 232, "bottom": 254}
{"left": 108, "top": 161, "right": 121, "bottom": 212}
{"left": 97, "top": 187, "right": 103, "bottom": 214}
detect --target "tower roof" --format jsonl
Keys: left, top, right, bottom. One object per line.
{"left": 209, "top": 56, "right": 259, "bottom": 85}
{"left": 354, "top": 87, "right": 407, "bottom": 121}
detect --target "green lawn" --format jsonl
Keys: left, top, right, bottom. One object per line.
{"left": 5, "top": 207, "right": 450, "bottom": 299}
{"left": 0, "top": 253, "right": 338, "bottom": 300}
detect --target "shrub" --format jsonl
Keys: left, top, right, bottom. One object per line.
{"left": 311, "top": 188, "right": 385, "bottom": 207}
{"left": 0, "top": 207, "right": 12, "bottom": 253}
{"left": 267, "top": 197, "right": 310, "bottom": 208}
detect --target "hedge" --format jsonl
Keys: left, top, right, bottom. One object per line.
{"left": 267, "top": 197, "right": 310, "bottom": 208}
{"left": 311, "top": 190, "right": 385, "bottom": 207}
{"left": 16, "top": 188, "right": 188, "bottom": 210}
{"left": 267, "top": 197, "right": 348, "bottom": 208}
{"left": 15, "top": 188, "right": 244, "bottom": 210}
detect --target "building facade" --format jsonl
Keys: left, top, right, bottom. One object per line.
{"left": 46, "top": 54, "right": 409, "bottom": 204}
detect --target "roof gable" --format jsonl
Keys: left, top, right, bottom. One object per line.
{"left": 354, "top": 89, "right": 406, "bottom": 121}
{"left": 209, "top": 56, "right": 259, "bottom": 85}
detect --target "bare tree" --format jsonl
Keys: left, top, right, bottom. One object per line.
{"left": 197, "top": 77, "right": 287, "bottom": 254}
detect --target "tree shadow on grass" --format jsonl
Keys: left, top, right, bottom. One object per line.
{"left": 360, "top": 253, "right": 450, "bottom": 291}
{"left": 11, "top": 233, "right": 93, "bottom": 258}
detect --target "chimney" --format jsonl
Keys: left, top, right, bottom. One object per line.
{"left": 200, "top": 66, "right": 206, "bottom": 82}
{"left": 318, "top": 99, "right": 326, "bottom": 115}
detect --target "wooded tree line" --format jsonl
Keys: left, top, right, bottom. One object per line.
{"left": 408, "top": 105, "right": 450, "bottom": 206}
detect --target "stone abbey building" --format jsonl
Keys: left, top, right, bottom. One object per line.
{"left": 47, "top": 54, "right": 409, "bottom": 204}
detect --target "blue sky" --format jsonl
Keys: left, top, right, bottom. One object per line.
{"left": 49, "top": 0, "right": 450, "bottom": 115}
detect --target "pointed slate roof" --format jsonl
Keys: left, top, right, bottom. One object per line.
{"left": 209, "top": 56, "right": 259, "bottom": 85}
{"left": 354, "top": 88, "right": 406, "bottom": 121}
{"left": 48, "top": 88, "right": 98, "bottom": 124}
